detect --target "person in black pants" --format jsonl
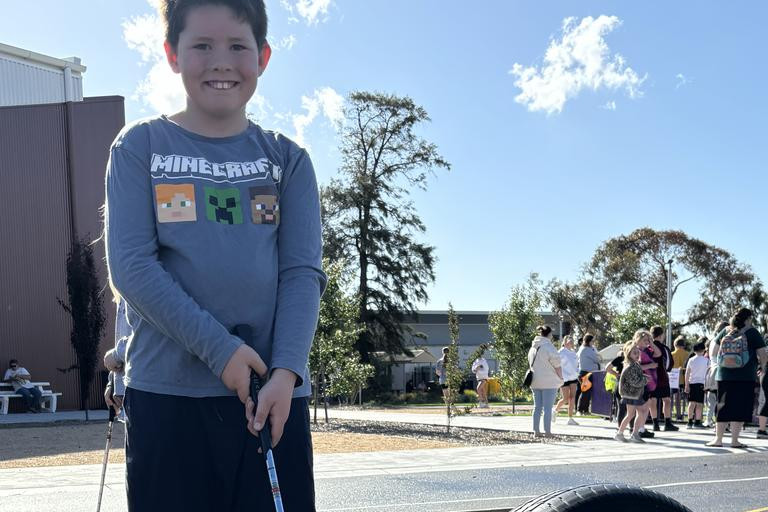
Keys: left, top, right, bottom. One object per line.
{"left": 576, "top": 334, "right": 600, "bottom": 414}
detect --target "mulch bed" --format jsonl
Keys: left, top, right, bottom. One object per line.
{"left": 310, "top": 418, "right": 597, "bottom": 445}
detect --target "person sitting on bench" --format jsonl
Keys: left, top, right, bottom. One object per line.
{"left": 3, "top": 359, "right": 42, "bottom": 412}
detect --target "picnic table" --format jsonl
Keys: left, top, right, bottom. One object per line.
{"left": 0, "top": 382, "right": 62, "bottom": 414}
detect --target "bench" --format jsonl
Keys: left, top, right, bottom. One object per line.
{"left": 0, "top": 382, "right": 62, "bottom": 414}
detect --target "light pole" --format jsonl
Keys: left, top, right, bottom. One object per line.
{"left": 666, "top": 259, "right": 673, "bottom": 348}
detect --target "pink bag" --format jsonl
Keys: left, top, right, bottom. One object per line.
{"left": 640, "top": 349, "right": 657, "bottom": 392}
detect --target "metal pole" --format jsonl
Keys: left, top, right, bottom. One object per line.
{"left": 666, "top": 259, "right": 673, "bottom": 348}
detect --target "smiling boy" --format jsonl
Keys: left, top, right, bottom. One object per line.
{"left": 104, "top": 1, "right": 326, "bottom": 510}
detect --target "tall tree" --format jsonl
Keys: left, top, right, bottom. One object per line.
{"left": 309, "top": 259, "right": 372, "bottom": 423}
{"left": 488, "top": 276, "right": 543, "bottom": 407}
{"left": 546, "top": 274, "right": 616, "bottom": 345}
{"left": 57, "top": 238, "right": 106, "bottom": 420}
{"left": 748, "top": 283, "right": 768, "bottom": 334}
{"left": 610, "top": 302, "right": 667, "bottom": 344}
{"left": 322, "top": 91, "right": 450, "bottom": 357}
{"left": 590, "top": 228, "right": 757, "bottom": 330}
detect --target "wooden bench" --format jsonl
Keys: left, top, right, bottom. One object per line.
{"left": 0, "top": 382, "right": 62, "bottom": 414}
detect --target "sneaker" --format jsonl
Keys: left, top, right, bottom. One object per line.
{"left": 630, "top": 433, "right": 646, "bottom": 443}
{"left": 639, "top": 430, "right": 655, "bottom": 438}
{"left": 567, "top": 418, "right": 579, "bottom": 426}
{"left": 664, "top": 421, "right": 680, "bottom": 432}
{"left": 756, "top": 431, "right": 768, "bottom": 439}
{"left": 615, "top": 432, "right": 628, "bottom": 442}
{"left": 552, "top": 408, "right": 558, "bottom": 422}
{"left": 693, "top": 421, "right": 706, "bottom": 429}
{"left": 687, "top": 422, "right": 694, "bottom": 429}
{"left": 653, "top": 421, "right": 661, "bottom": 432}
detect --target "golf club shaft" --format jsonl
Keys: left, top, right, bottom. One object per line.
{"left": 250, "top": 370, "right": 285, "bottom": 512}
{"left": 96, "top": 404, "right": 117, "bottom": 512}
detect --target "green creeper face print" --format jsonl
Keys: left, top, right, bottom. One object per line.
{"left": 205, "top": 187, "right": 243, "bottom": 225}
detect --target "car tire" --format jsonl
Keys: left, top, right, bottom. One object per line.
{"left": 510, "top": 483, "right": 692, "bottom": 512}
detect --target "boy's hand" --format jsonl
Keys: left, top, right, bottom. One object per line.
{"left": 245, "top": 369, "right": 297, "bottom": 447}
{"left": 221, "top": 344, "right": 268, "bottom": 403}
{"left": 685, "top": 385, "right": 690, "bottom": 394}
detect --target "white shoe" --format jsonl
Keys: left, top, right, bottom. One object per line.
{"left": 552, "top": 409, "right": 558, "bottom": 422}
{"left": 567, "top": 418, "right": 579, "bottom": 426}
{"left": 615, "top": 432, "right": 628, "bottom": 442}
{"left": 630, "top": 432, "right": 646, "bottom": 443}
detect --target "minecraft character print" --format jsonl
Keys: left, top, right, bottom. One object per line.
{"left": 155, "top": 184, "right": 197, "bottom": 223}
{"left": 249, "top": 186, "right": 280, "bottom": 225}
{"left": 205, "top": 187, "right": 243, "bottom": 225}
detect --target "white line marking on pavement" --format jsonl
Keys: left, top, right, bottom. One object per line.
{"left": 646, "top": 476, "right": 768, "bottom": 489}
{"left": 320, "top": 494, "right": 537, "bottom": 511}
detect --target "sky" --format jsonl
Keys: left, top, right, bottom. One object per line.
{"left": 2, "top": 1, "right": 766, "bottom": 320}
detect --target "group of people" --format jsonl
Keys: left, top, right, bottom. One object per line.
{"left": 525, "top": 308, "right": 768, "bottom": 444}
{"left": 612, "top": 308, "right": 767, "bottom": 445}
{"left": 526, "top": 328, "right": 605, "bottom": 436}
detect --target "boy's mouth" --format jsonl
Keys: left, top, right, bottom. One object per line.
{"left": 205, "top": 81, "right": 238, "bottom": 90}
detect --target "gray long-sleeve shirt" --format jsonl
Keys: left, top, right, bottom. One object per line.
{"left": 577, "top": 345, "right": 601, "bottom": 372}
{"left": 104, "top": 116, "right": 326, "bottom": 398}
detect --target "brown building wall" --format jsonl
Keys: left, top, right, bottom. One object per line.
{"left": 0, "top": 96, "right": 125, "bottom": 411}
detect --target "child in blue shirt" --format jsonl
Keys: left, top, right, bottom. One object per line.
{"left": 104, "top": 1, "right": 326, "bottom": 509}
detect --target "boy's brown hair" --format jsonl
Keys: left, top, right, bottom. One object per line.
{"left": 160, "top": 0, "right": 268, "bottom": 50}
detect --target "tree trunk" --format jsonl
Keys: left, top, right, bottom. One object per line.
{"left": 322, "top": 373, "right": 329, "bottom": 424}
{"left": 313, "top": 373, "right": 319, "bottom": 425}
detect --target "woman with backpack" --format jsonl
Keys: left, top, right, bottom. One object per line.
{"left": 528, "top": 325, "right": 564, "bottom": 437}
{"left": 706, "top": 308, "right": 767, "bottom": 448}
{"left": 616, "top": 340, "right": 649, "bottom": 443}
{"left": 634, "top": 329, "right": 660, "bottom": 438}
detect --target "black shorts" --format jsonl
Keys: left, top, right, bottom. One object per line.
{"left": 562, "top": 380, "right": 578, "bottom": 388}
{"left": 124, "top": 388, "right": 315, "bottom": 511}
{"left": 688, "top": 383, "right": 705, "bottom": 403}
{"left": 650, "top": 384, "right": 671, "bottom": 399}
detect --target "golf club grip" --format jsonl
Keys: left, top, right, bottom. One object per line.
{"left": 250, "top": 370, "right": 274, "bottom": 451}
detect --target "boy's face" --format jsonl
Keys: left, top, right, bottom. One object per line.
{"left": 165, "top": 4, "right": 271, "bottom": 122}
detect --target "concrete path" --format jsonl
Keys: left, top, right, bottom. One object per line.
{"left": 2, "top": 407, "right": 767, "bottom": 511}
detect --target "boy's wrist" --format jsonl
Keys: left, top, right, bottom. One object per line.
{"left": 270, "top": 368, "right": 298, "bottom": 387}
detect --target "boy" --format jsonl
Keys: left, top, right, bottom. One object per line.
{"left": 104, "top": 1, "right": 326, "bottom": 510}
{"left": 685, "top": 341, "right": 708, "bottom": 429}
{"left": 471, "top": 348, "right": 490, "bottom": 408}
{"left": 670, "top": 337, "right": 689, "bottom": 420}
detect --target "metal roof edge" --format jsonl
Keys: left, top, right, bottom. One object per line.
{"left": 0, "top": 42, "right": 87, "bottom": 73}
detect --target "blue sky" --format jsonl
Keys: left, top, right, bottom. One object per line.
{"left": 3, "top": 1, "right": 766, "bottom": 319}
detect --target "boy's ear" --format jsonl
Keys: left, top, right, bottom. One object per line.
{"left": 164, "top": 41, "right": 180, "bottom": 73}
{"left": 257, "top": 42, "right": 272, "bottom": 77}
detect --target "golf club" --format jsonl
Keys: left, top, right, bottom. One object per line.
{"left": 96, "top": 377, "right": 117, "bottom": 512}
{"left": 234, "top": 324, "right": 285, "bottom": 512}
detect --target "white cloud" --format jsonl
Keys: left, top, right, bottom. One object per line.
{"left": 675, "top": 73, "right": 692, "bottom": 89}
{"left": 602, "top": 100, "right": 617, "bottom": 111}
{"left": 282, "top": 0, "right": 332, "bottom": 25}
{"left": 272, "top": 34, "right": 297, "bottom": 51}
{"left": 288, "top": 87, "right": 344, "bottom": 148}
{"left": 123, "top": 13, "right": 186, "bottom": 114}
{"left": 510, "top": 15, "right": 646, "bottom": 115}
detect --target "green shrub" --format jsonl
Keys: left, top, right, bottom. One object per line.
{"left": 461, "top": 389, "right": 478, "bottom": 403}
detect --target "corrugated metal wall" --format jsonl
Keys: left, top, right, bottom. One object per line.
{"left": 0, "top": 97, "right": 124, "bottom": 411}
{"left": 0, "top": 54, "right": 84, "bottom": 107}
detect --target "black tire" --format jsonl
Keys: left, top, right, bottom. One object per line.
{"left": 510, "top": 483, "right": 692, "bottom": 512}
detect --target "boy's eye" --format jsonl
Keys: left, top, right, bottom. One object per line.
{"left": 193, "top": 43, "right": 211, "bottom": 50}
{"left": 231, "top": 44, "right": 247, "bottom": 51}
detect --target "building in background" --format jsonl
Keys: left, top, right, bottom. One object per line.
{"left": 0, "top": 43, "right": 124, "bottom": 411}
{"left": 376, "top": 310, "right": 564, "bottom": 393}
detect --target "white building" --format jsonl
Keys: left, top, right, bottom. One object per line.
{"left": 0, "top": 42, "right": 86, "bottom": 106}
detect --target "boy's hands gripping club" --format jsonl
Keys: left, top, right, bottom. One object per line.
{"left": 221, "top": 344, "right": 269, "bottom": 403}
{"left": 246, "top": 368, "right": 296, "bottom": 446}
